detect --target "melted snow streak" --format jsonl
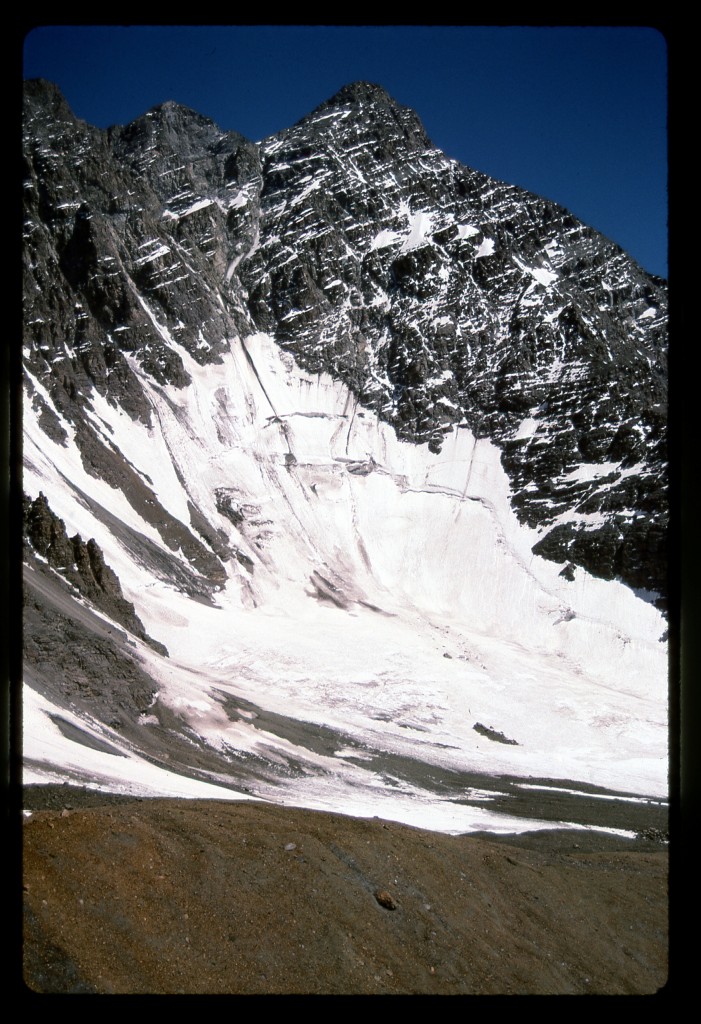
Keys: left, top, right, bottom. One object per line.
{"left": 23, "top": 332, "right": 668, "bottom": 835}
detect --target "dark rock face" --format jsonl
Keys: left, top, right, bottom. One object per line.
{"left": 22, "top": 78, "right": 667, "bottom": 601}
{"left": 23, "top": 585, "right": 158, "bottom": 730}
{"left": 23, "top": 492, "right": 166, "bottom": 654}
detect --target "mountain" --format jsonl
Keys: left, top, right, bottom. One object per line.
{"left": 21, "top": 79, "right": 668, "bottom": 835}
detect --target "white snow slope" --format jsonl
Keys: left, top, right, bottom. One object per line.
{"left": 23, "top": 330, "right": 668, "bottom": 835}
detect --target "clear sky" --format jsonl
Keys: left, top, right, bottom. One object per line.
{"left": 22, "top": 24, "right": 667, "bottom": 279}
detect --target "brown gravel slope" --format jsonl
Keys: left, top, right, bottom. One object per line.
{"left": 22, "top": 797, "right": 668, "bottom": 995}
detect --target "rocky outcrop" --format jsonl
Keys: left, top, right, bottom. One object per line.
{"left": 23, "top": 492, "right": 167, "bottom": 654}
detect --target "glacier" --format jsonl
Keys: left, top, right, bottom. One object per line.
{"left": 23, "top": 327, "right": 667, "bottom": 835}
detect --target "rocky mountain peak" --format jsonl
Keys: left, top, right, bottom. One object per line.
{"left": 140, "top": 99, "right": 226, "bottom": 135}
{"left": 326, "top": 80, "right": 395, "bottom": 105}
{"left": 24, "top": 77, "right": 76, "bottom": 118}
{"left": 22, "top": 79, "right": 668, "bottom": 601}
{"left": 296, "top": 79, "right": 433, "bottom": 154}
{"left": 110, "top": 100, "right": 233, "bottom": 165}
{"left": 21, "top": 80, "right": 668, "bottom": 844}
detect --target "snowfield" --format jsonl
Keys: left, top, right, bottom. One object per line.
{"left": 23, "top": 330, "right": 668, "bottom": 835}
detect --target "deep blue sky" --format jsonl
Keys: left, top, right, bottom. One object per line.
{"left": 23, "top": 25, "right": 667, "bottom": 279}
